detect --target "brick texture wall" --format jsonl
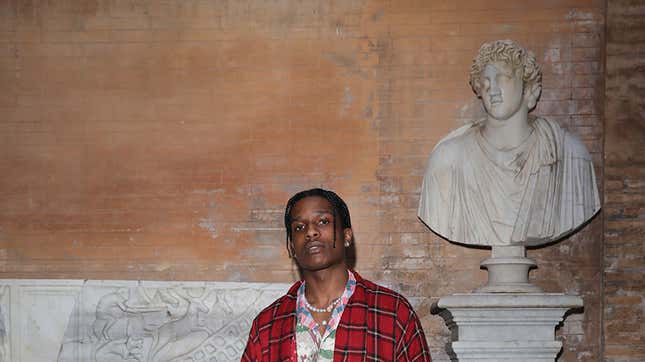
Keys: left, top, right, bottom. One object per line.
{"left": 604, "top": 0, "right": 645, "bottom": 361}
{"left": 0, "top": 1, "right": 609, "bottom": 360}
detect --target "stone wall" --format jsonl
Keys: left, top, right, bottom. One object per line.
{"left": 604, "top": 0, "right": 645, "bottom": 361}
{"left": 0, "top": 1, "right": 608, "bottom": 361}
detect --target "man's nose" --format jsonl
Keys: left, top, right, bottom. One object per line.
{"left": 305, "top": 224, "right": 320, "bottom": 239}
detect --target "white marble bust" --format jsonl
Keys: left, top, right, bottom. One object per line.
{"left": 418, "top": 40, "right": 600, "bottom": 246}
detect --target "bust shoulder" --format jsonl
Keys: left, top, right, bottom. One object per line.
{"left": 534, "top": 117, "right": 592, "bottom": 161}
{"left": 563, "top": 129, "right": 592, "bottom": 161}
{"left": 426, "top": 122, "right": 479, "bottom": 172}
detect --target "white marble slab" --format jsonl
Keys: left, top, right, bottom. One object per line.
{"left": 0, "top": 279, "right": 290, "bottom": 362}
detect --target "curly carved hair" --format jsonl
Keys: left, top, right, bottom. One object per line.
{"left": 469, "top": 40, "right": 542, "bottom": 96}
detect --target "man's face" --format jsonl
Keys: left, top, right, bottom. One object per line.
{"left": 288, "top": 196, "right": 350, "bottom": 272}
{"left": 479, "top": 61, "right": 525, "bottom": 121}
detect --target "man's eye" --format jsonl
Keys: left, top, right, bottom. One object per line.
{"left": 294, "top": 224, "right": 305, "bottom": 231}
{"left": 319, "top": 218, "right": 330, "bottom": 225}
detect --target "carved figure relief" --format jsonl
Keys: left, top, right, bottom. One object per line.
{"left": 58, "top": 283, "right": 285, "bottom": 362}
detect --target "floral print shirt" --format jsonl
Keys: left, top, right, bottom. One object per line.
{"left": 295, "top": 270, "right": 357, "bottom": 361}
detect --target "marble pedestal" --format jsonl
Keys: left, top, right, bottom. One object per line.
{"left": 433, "top": 293, "right": 583, "bottom": 361}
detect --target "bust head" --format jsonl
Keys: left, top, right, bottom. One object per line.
{"left": 469, "top": 40, "right": 542, "bottom": 120}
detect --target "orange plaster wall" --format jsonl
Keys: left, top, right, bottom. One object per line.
{"left": 0, "top": 1, "right": 607, "bottom": 360}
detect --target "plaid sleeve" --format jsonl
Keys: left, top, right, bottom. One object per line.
{"left": 395, "top": 302, "right": 432, "bottom": 362}
{"left": 241, "top": 285, "right": 300, "bottom": 362}
{"left": 242, "top": 316, "right": 260, "bottom": 361}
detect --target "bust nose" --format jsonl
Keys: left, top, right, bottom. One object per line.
{"left": 489, "top": 78, "right": 500, "bottom": 95}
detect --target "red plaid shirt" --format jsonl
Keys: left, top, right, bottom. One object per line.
{"left": 242, "top": 271, "right": 432, "bottom": 361}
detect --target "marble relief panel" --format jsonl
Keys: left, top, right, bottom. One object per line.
{"left": 0, "top": 279, "right": 289, "bottom": 362}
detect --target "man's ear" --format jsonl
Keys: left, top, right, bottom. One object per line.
{"left": 288, "top": 240, "right": 296, "bottom": 259}
{"left": 525, "top": 82, "right": 542, "bottom": 110}
{"left": 344, "top": 228, "right": 353, "bottom": 245}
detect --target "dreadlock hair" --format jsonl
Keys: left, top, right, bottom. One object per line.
{"left": 284, "top": 188, "right": 352, "bottom": 258}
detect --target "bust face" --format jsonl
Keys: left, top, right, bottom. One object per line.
{"left": 479, "top": 61, "right": 525, "bottom": 121}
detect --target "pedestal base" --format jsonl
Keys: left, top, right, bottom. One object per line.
{"left": 478, "top": 245, "right": 542, "bottom": 293}
{"left": 478, "top": 256, "right": 542, "bottom": 293}
{"left": 433, "top": 293, "right": 583, "bottom": 361}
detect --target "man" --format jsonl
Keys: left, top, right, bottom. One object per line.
{"left": 243, "top": 188, "right": 432, "bottom": 361}
{"left": 418, "top": 40, "right": 600, "bottom": 247}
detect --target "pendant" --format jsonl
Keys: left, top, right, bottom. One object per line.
{"left": 321, "top": 319, "right": 327, "bottom": 326}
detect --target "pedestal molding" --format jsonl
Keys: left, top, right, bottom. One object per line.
{"left": 434, "top": 292, "right": 583, "bottom": 361}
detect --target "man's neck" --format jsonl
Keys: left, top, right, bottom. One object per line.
{"left": 482, "top": 110, "right": 532, "bottom": 149}
{"left": 302, "top": 264, "right": 348, "bottom": 306}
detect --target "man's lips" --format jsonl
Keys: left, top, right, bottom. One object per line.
{"left": 305, "top": 241, "right": 324, "bottom": 254}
